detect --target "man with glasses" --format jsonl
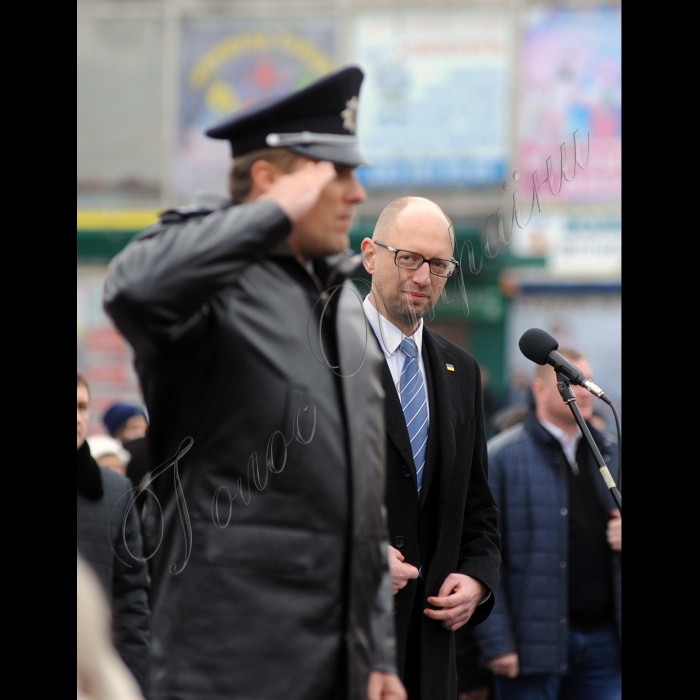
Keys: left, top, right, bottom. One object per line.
{"left": 360, "top": 197, "right": 501, "bottom": 700}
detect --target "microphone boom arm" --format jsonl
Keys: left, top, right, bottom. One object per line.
{"left": 556, "top": 373, "right": 622, "bottom": 512}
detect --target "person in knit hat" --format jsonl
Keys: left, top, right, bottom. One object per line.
{"left": 103, "top": 403, "right": 151, "bottom": 523}
{"left": 102, "top": 403, "right": 148, "bottom": 441}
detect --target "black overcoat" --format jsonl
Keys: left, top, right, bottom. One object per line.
{"left": 103, "top": 195, "right": 395, "bottom": 700}
{"left": 379, "top": 326, "right": 501, "bottom": 699}
{"left": 77, "top": 441, "right": 151, "bottom": 695}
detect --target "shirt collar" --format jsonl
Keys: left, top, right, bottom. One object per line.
{"left": 540, "top": 418, "right": 581, "bottom": 452}
{"left": 362, "top": 295, "right": 424, "bottom": 360}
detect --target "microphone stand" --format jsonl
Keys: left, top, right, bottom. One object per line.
{"left": 556, "top": 373, "right": 622, "bottom": 512}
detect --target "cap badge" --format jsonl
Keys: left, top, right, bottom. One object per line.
{"left": 341, "top": 96, "right": 358, "bottom": 134}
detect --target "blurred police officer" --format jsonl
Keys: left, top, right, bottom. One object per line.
{"left": 104, "top": 66, "right": 404, "bottom": 700}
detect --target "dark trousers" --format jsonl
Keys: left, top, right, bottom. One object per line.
{"left": 403, "top": 578, "right": 424, "bottom": 700}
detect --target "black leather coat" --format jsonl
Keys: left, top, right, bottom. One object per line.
{"left": 103, "top": 195, "right": 396, "bottom": 700}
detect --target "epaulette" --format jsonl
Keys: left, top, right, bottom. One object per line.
{"left": 158, "top": 204, "right": 217, "bottom": 224}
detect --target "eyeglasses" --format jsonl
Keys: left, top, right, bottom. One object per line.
{"left": 374, "top": 241, "right": 459, "bottom": 278}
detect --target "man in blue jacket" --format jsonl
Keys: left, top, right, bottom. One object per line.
{"left": 474, "top": 348, "right": 621, "bottom": 700}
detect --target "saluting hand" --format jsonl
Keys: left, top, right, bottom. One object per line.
{"left": 424, "top": 573, "right": 485, "bottom": 632}
{"left": 258, "top": 160, "right": 336, "bottom": 223}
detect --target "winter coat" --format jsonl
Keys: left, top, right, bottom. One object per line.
{"left": 77, "top": 440, "right": 151, "bottom": 695}
{"left": 473, "top": 411, "right": 620, "bottom": 674}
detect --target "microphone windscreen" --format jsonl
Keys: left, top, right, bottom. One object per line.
{"left": 519, "top": 328, "right": 559, "bottom": 365}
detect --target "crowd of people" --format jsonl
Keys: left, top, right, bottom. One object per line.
{"left": 77, "top": 66, "right": 620, "bottom": 700}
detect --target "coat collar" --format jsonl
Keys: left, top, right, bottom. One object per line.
{"left": 524, "top": 409, "right": 611, "bottom": 452}
{"left": 77, "top": 440, "right": 103, "bottom": 500}
{"left": 524, "top": 409, "right": 618, "bottom": 509}
{"left": 269, "top": 245, "right": 364, "bottom": 315}
{"left": 418, "top": 340, "right": 439, "bottom": 507}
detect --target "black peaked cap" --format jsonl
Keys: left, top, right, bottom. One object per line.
{"left": 205, "top": 65, "right": 371, "bottom": 167}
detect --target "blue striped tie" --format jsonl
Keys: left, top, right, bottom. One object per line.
{"left": 399, "top": 338, "right": 429, "bottom": 495}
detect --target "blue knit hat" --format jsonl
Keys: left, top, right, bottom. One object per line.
{"left": 103, "top": 403, "right": 146, "bottom": 437}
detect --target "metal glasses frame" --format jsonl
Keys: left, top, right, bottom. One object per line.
{"left": 373, "top": 241, "right": 459, "bottom": 278}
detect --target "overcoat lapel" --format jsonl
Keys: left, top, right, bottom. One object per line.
{"left": 380, "top": 360, "right": 417, "bottom": 481}
{"left": 418, "top": 342, "right": 440, "bottom": 508}
{"left": 366, "top": 325, "right": 419, "bottom": 485}
{"left": 422, "top": 329, "right": 460, "bottom": 500}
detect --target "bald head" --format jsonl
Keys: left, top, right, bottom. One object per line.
{"left": 361, "top": 196, "right": 455, "bottom": 336}
{"left": 373, "top": 196, "right": 453, "bottom": 249}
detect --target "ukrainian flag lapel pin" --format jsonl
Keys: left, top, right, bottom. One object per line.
{"left": 446, "top": 363, "right": 455, "bottom": 372}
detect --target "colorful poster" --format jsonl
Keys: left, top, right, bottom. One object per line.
{"left": 351, "top": 10, "right": 511, "bottom": 188}
{"left": 177, "top": 16, "right": 336, "bottom": 201}
{"left": 517, "top": 7, "right": 621, "bottom": 203}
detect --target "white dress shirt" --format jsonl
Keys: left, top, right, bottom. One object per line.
{"left": 362, "top": 295, "right": 430, "bottom": 423}
{"left": 540, "top": 418, "right": 582, "bottom": 473}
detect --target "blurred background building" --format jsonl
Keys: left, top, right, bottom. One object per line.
{"left": 77, "top": 0, "right": 621, "bottom": 433}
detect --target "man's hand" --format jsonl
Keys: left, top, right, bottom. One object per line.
{"left": 607, "top": 509, "right": 621, "bottom": 551}
{"left": 258, "top": 160, "right": 336, "bottom": 223}
{"left": 424, "top": 573, "right": 485, "bottom": 632}
{"left": 387, "top": 545, "right": 419, "bottom": 595}
{"left": 367, "top": 671, "right": 407, "bottom": 700}
{"left": 488, "top": 653, "right": 519, "bottom": 678}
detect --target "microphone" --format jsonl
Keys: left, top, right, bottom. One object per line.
{"left": 519, "top": 328, "right": 611, "bottom": 405}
